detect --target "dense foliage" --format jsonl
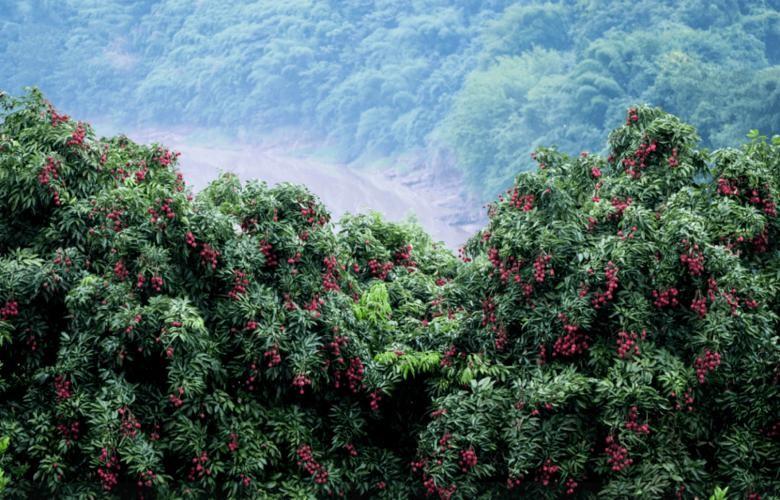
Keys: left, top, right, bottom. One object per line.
{"left": 0, "top": 91, "right": 778, "bottom": 498}
{"left": 2, "top": 1, "right": 779, "bottom": 197}
{"left": 0, "top": 89, "right": 458, "bottom": 498}
{"left": 0, "top": 435, "right": 8, "bottom": 492}
{"left": 420, "top": 108, "right": 780, "bottom": 498}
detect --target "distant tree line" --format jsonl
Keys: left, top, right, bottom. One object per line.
{"left": 2, "top": 0, "right": 778, "bottom": 198}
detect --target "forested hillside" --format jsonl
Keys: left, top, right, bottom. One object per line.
{"left": 2, "top": 0, "right": 779, "bottom": 198}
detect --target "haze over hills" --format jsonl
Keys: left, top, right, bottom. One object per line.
{"left": 105, "top": 124, "right": 482, "bottom": 247}
{"left": 2, "top": 0, "right": 779, "bottom": 244}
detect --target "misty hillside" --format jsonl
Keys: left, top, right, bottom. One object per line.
{"left": 2, "top": 0, "right": 779, "bottom": 199}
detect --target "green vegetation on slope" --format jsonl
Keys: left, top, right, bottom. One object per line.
{"left": 2, "top": 1, "right": 779, "bottom": 198}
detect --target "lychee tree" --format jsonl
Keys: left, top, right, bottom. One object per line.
{"left": 405, "top": 107, "right": 779, "bottom": 498}
{"left": 0, "top": 89, "right": 778, "bottom": 499}
{"left": 0, "top": 89, "right": 456, "bottom": 498}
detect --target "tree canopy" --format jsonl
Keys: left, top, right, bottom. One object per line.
{"left": 1, "top": 1, "right": 779, "bottom": 198}
{"left": 0, "top": 90, "right": 778, "bottom": 498}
